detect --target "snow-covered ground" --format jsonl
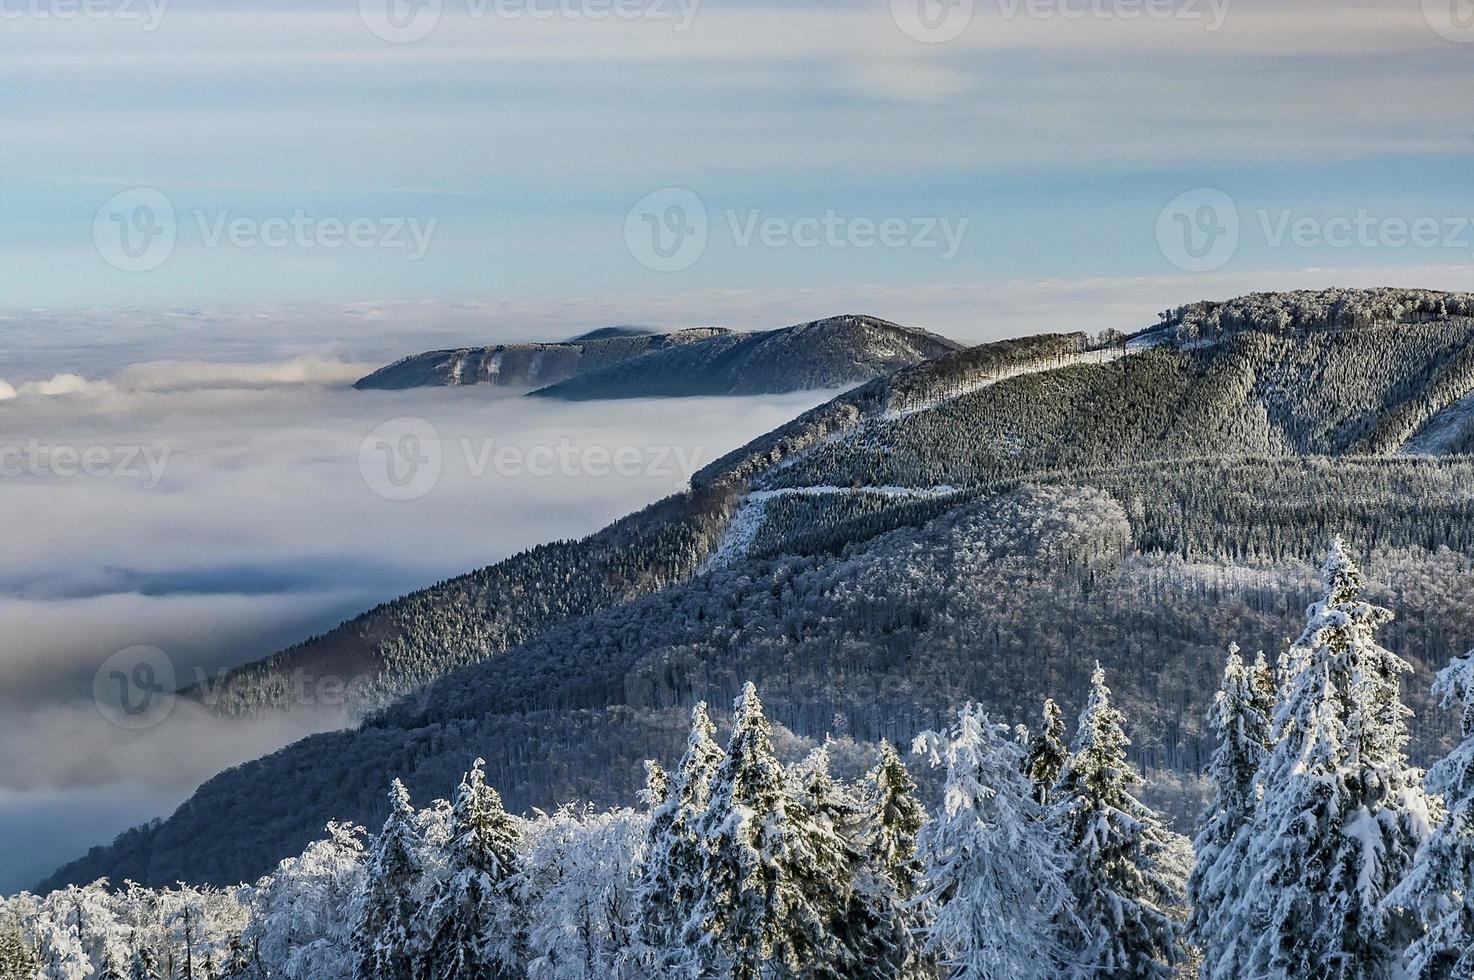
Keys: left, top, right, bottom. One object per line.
{"left": 707, "top": 333, "right": 1184, "bottom": 570}
{"left": 704, "top": 485, "right": 961, "bottom": 570}
{"left": 1400, "top": 390, "right": 1474, "bottom": 455}
{"left": 885, "top": 336, "right": 1170, "bottom": 422}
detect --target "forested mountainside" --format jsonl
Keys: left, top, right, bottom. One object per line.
{"left": 46, "top": 287, "right": 1474, "bottom": 892}
{"left": 190, "top": 488, "right": 738, "bottom": 717}
{"left": 352, "top": 328, "right": 725, "bottom": 390}
{"left": 353, "top": 314, "right": 961, "bottom": 396}
{"left": 526, "top": 315, "right": 963, "bottom": 400}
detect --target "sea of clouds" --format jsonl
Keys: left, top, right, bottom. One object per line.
{"left": 0, "top": 343, "right": 828, "bottom": 892}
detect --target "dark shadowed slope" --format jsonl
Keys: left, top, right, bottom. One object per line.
{"left": 353, "top": 328, "right": 727, "bottom": 390}
{"left": 527, "top": 315, "right": 964, "bottom": 400}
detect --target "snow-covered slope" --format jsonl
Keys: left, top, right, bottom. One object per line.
{"left": 352, "top": 328, "right": 726, "bottom": 390}
{"left": 353, "top": 315, "right": 962, "bottom": 398}
{"left": 527, "top": 315, "right": 964, "bottom": 400}
{"left": 42, "top": 287, "right": 1474, "bottom": 892}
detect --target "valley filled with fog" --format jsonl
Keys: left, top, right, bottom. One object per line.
{"left": 0, "top": 356, "right": 827, "bottom": 892}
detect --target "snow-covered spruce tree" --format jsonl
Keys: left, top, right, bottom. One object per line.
{"left": 1188, "top": 643, "right": 1272, "bottom": 980}
{"left": 786, "top": 746, "right": 867, "bottom": 979}
{"left": 352, "top": 779, "right": 422, "bottom": 980}
{"left": 914, "top": 703, "right": 1073, "bottom": 980}
{"left": 689, "top": 682, "right": 836, "bottom": 979}
{"left": 850, "top": 741, "right": 930, "bottom": 980}
{"left": 0, "top": 914, "right": 37, "bottom": 980}
{"left": 416, "top": 759, "right": 524, "bottom": 980}
{"left": 1022, "top": 699, "right": 1068, "bottom": 807}
{"left": 636, "top": 701, "right": 723, "bottom": 973}
{"left": 100, "top": 948, "right": 127, "bottom": 980}
{"left": 1051, "top": 664, "right": 1185, "bottom": 979}
{"left": 1385, "top": 651, "right": 1474, "bottom": 978}
{"left": 1249, "top": 650, "right": 1276, "bottom": 717}
{"left": 130, "top": 943, "right": 162, "bottom": 980}
{"left": 519, "top": 804, "right": 645, "bottom": 980}
{"left": 219, "top": 934, "right": 252, "bottom": 979}
{"left": 248, "top": 820, "right": 366, "bottom": 980}
{"left": 1242, "top": 539, "right": 1432, "bottom": 980}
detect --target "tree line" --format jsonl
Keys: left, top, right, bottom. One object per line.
{"left": 13, "top": 538, "right": 1474, "bottom": 978}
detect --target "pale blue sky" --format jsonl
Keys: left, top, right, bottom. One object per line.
{"left": 1, "top": 0, "right": 1472, "bottom": 328}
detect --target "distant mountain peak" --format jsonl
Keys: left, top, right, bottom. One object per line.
{"left": 355, "top": 316, "right": 960, "bottom": 399}
{"left": 564, "top": 326, "right": 659, "bottom": 342}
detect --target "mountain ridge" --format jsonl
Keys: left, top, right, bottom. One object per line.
{"left": 354, "top": 314, "right": 963, "bottom": 398}
{"left": 526, "top": 315, "right": 964, "bottom": 400}
{"left": 42, "top": 287, "right": 1474, "bottom": 893}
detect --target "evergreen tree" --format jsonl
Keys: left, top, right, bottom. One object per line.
{"left": 914, "top": 703, "right": 1072, "bottom": 980}
{"left": 1052, "top": 664, "right": 1185, "bottom": 979}
{"left": 641, "top": 760, "right": 669, "bottom": 813}
{"left": 1386, "top": 650, "right": 1474, "bottom": 978}
{"left": 353, "top": 779, "right": 422, "bottom": 980}
{"left": 99, "top": 948, "right": 126, "bottom": 980}
{"left": 1241, "top": 539, "right": 1433, "bottom": 979}
{"left": 219, "top": 935, "right": 251, "bottom": 979}
{"left": 0, "top": 919, "right": 37, "bottom": 980}
{"left": 1022, "top": 699, "right": 1068, "bottom": 807}
{"left": 689, "top": 682, "right": 831, "bottom": 979}
{"left": 636, "top": 702, "right": 723, "bottom": 972}
{"left": 130, "top": 944, "right": 161, "bottom": 980}
{"left": 1189, "top": 644, "right": 1272, "bottom": 980}
{"left": 786, "top": 746, "right": 865, "bottom": 979}
{"left": 416, "top": 759, "right": 523, "bottom": 980}
{"left": 851, "top": 741, "right": 930, "bottom": 980}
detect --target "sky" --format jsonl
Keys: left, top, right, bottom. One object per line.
{"left": 0, "top": 0, "right": 1472, "bottom": 328}
{"left": 1, "top": 0, "right": 1472, "bottom": 892}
